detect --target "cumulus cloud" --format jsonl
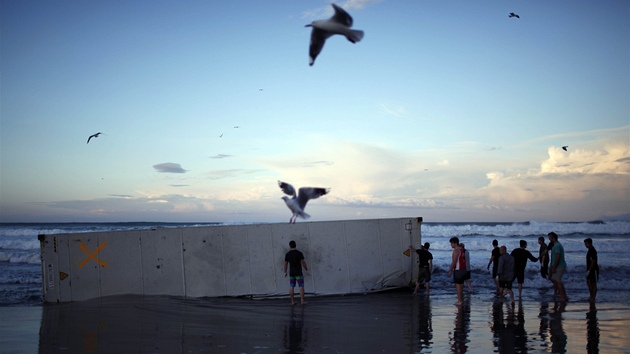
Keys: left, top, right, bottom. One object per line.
{"left": 153, "top": 163, "right": 187, "bottom": 173}
{"left": 261, "top": 127, "right": 629, "bottom": 221}
{"left": 480, "top": 137, "right": 630, "bottom": 206}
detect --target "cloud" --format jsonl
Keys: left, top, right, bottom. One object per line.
{"left": 153, "top": 163, "right": 187, "bottom": 173}
{"left": 169, "top": 184, "right": 189, "bottom": 187}
{"left": 339, "top": 0, "right": 379, "bottom": 10}
{"left": 300, "top": 160, "right": 334, "bottom": 168}
{"left": 44, "top": 194, "right": 214, "bottom": 217}
{"left": 210, "top": 154, "right": 232, "bottom": 159}
{"left": 260, "top": 127, "right": 629, "bottom": 221}
{"left": 328, "top": 196, "right": 443, "bottom": 209}
{"left": 205, "top": 169, "right": 263, "bottom": 180}
{"left": 302, "top": 0, "right": 376, "bottom": 19}
{"left": 379, "top": 102, "right": 412, "bottom": 120}
{"left": 17, "top": 127, "right": 626, "bottom": 223}
{"left": 541, "top": 144, "right": 630, "bottom": 174}
{"left": 479, "top": 137, "right": 630, "bottom": 205}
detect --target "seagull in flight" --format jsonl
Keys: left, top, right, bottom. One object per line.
{"left": 509, "top": 12, "right": 520, "bottom": 18}
{"left": 278, "top": 181, "right": 330, "bottom": 223}
{"left": 562, "top": 146, "right": 569, "bottom": 151}
{"left": 87, "top": 132, "right": 102, "bottom": 144}
{"left": 305, "top": 3, "right": 364, "bottom": 66}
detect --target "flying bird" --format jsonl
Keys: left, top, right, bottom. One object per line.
{"left": 278, "top": 181, "right": 330, "bottom": 223}
{"left": 562, "top": 146, "right": 568, "bottom": 151}
{"left": 305, "top": 3, "right": 364, "bottom": 66}
{"left": 509, "top": 12, "right": 520, "bottom": 18}
{"left": 87, "top": 132, "right": 102, "bottom": 144}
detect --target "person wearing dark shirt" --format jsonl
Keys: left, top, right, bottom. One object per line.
{"left": 487, "top": 239, "right": 501, "bottom": 295}
{"left": 497, "top": 246, "right": 516, "bottom": 304}
{"left": 284, "top": 240, "right": 309, "bottom": 305}
{"left": 538, "top": 236, "right": 549, "bottom": 279}
{"left": 409, "top": 242, "right": 434, "bottom": 295}
{"left": 584, "top": 238, "right": 599, "bottom": 302}
{"left": 511, "top": 240, "right": 539, "bottom": 298}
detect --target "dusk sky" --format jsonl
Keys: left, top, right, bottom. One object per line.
{"left": 1, "top": 0, "right": 628, "bottom": 223}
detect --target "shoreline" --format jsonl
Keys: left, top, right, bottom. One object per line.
{"left": 2, "top": 288, "right": 629, "bottom": 353}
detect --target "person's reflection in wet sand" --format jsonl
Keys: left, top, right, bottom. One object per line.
{"left": 586, "top": 303, "right": 599, "bottom": 353}
{"left": 283, "top": 305, "right": 306, "bottom": 353}
{"left": 450, "top": 297, "right": 471, "bottom": 353}
{"left": 514, "top": 300, "right": 530, "bottom": 352}
{"left": 538, "top": 301, "right": 550, "bottom": 345}
{"left": 415, "top": 295, "right": 433, "bottom": 351}
{"left": 549, "top": 301, "right": 567, "bottom": 353}
{"left": 491, "top": 299, "right": 516, "bottom": 352}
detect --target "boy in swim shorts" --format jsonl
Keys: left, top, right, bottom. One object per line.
{"left": 284, "top": 240, "right": 309, "bottom": 305}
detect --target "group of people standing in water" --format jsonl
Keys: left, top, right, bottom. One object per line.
{"left": 285, "top": 232, "right": 599, "bottom": 306}
{"left": 406, "top": 232, "right": 599, "bottom": 306}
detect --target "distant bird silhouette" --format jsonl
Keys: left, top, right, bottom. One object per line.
{"left": 87, "top": 132, "right": 102, "bottom": 144}
{"left": 305, "top": 3, "right": 364, "bottom": 66}
{"left": 509, "top": 12, "right": 520, "bottom": 18}
{"left": 278, "top": 181, "right": 330, "bottom": 223}
{"left": 562, "top": 146, "right": 568, "bottom": 151}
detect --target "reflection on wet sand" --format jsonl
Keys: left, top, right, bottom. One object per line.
{"left": 538, "top": 301, "right": 550, "bottom": 347}
{"left": 284, "top": 305, "right": 306, "bottom": 353}
{"left": 416, "top": 296, "right": 433, "bottom": 351}
{"left": 34, "top": 291, "right": 629, "bottom": 354}
{"left": 549, "top": 301, "right": 568, "bottom": 353}
{"left": 490, "top": 299, "right": 532, "bottom": 353}
{"left": 586, "top": 303, "right": 599, "bottom": 353}
{"left": 514, "top": 300, "right": 529, "bottom": 351}
{"left": 451, "top": 297, "right": 471, "bottom": 352}
{"left": 491, "top": 299, "right": 515, "bottom": 352}
{"left": 413, "top": 294, "right": 433, "bottom": 351}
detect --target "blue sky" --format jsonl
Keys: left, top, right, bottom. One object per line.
{"left": 1, "top": 0, "right": 628, "bottom": 223}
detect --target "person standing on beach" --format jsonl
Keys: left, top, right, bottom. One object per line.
{"left": 511, "top": 240, "right": 539, "bottom": 298}
{"left": 497, "top": 245, "right": 516, "bottom": 304}
{"left": 538, "top": 236, "right": 550, "bottom": 279}
{"left": 584, "top": 238, "right": 599, "bottom": 302}
{"left": 548, "top": 232, "right": 568, "bottom": 302}
{"left": 547, "top": 238, "right": 556, "bottom": 295}
{"left": 487, "top": 239, "right": 501, "bottom": 294}
{"left": 460, "top": 243, "right": 473, "bottom": 293}
{"left": 447, "top": 237, "right": 466, "bottom": 305}
{"left": 409, "top": 242, "right": 433, "bottom": 295}
{"left": 284, "top": 240, "right": 309, "bottom": 305}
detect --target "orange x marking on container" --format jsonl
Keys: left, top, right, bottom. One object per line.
{"left": 79, "top": 242, "right": 108, "bottom": 268}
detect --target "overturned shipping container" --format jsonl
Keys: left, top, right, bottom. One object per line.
{"left": 39, "top": 217, "right": 423, "bottom": 302}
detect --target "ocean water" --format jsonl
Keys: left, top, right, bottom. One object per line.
{"left": 1, "top": 220, "right": 628, "bottom": 306}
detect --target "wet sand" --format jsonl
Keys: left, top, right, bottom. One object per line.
{"left": 2, "top": 288, "right": 630, "bottom": 353}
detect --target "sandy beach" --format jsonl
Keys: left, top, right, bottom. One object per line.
{"left": 1, "top": 287, "right": 629, "bottom": 354}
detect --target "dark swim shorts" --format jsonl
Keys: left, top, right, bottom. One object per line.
{"left": 453, "top": 269, "right": 467, "bottom": 284}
